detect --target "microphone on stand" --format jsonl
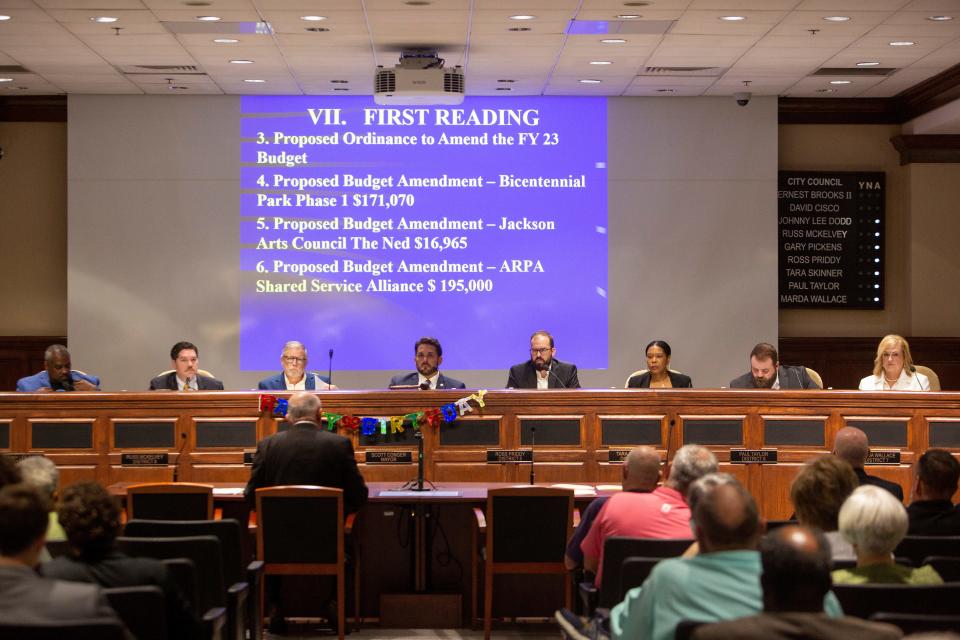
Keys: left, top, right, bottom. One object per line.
{"left": 547, "top": 362, "right": 567, "bottom": 389}
{"left": 327, "top": 349, "right": 334, "bottom": 387}
{"left": 415, "top": 428, "right": 425, "bottom": 491}
{"left": 529, "top": 426, "right": 536, "bottom": 485}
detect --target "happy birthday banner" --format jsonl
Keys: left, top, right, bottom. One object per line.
{"left": 258, "top": 390, "right": 488, "bottom": 438}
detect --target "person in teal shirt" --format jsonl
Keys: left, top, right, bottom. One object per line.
{"left": 611, "top": 474, "right": 842, "bottom": 640}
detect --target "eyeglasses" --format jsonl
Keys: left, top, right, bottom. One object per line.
{"left": 282, "top": 356, "right": 306, "bottom": 363}
{"left": 530, "top": 347, "right": 552, "bottom": 355}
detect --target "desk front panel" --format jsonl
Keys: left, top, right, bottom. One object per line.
{"left": 4, "top": 389, "right": 959, "bottom": 518}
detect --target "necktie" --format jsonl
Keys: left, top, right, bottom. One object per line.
{"left": 183, "top": 380, "right": 191, "bottom": 391}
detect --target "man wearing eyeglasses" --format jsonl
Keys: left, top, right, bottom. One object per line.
{"left": 506, "top": 330, "right": 581, "bottom": 389}
{"left": 257, "top": 341, "right": 337, "bottom": 390}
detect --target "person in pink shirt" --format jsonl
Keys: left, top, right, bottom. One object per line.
{"left": 582, "top": 444, "right": 718, "bottom": 585}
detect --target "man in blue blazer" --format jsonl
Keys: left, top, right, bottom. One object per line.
{"left": 16, "top": 344, "right": 100, "bottom": 392}
{"left": 257, "top": 341, "right": 336, "bottom": 390}
{"left": 389, "top": 337, "right": 466, "bottom": 389}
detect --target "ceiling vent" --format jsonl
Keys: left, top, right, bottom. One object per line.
{"left": 639, "top": 66, "right": 725, "bottom": 77}
{"left": 116, "top": 64, "right": 205, "bottom": 75}
{"left": 813, "top": 67, "right": 898, "bottom": 77}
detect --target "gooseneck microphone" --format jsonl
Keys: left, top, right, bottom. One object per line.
{"left": 547, "top": 362, "right": 567, "bottom": 389}
{"left": 327, "top": 349, "right": 334, "bottom": 387}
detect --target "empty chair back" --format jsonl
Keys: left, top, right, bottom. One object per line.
{"left": 832, "top": 583, "right": 960, "bottom": 618}
{"left": 870, "top": 612, "right": 960, "bottom": 634}
{"left": 256, "top": 487, "right": 342, "bottom": 566}
{"left": 0, "top": 619, "right": 127, "bottom": 639}
{"left": 127, "top": 483, "right": 213, "bottom": 521}
{"left": 489, "top": 488, "right": 572, "bottom": 563}
{"left": 597, "top": 538, "right": 692, "bottom": 609}
{"left": 125, "top": 519, "right": 245, "bottom": 586}
{"left": 914, "top": 365, "right": 941, "bottom": 391}
{"left": 895, "top": 535, "right": 960, "bottom": 567}
{"left": 117, "top": 535, "right": 225, "bottom": 614}
{"left": 103, "top": 585, "right": 167, "bottom": 640}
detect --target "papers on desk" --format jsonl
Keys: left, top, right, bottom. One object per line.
{"left": 595, "top": 484, "right": 623, "bottom": 492}
{"left": 550, "top": 483, "right": 597, "bottom": 497}
{"left": 212, "top": 487, "right": 245, "bottom": 496}
{"left": 378, "top": 490, "right": 462, "bottom": 497}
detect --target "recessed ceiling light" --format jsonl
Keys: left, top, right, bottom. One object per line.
{"left": 927, "top": 15, "right": 953, "bottom": 21}
{"left": 509, "top": 15, "right": 536, "bottom": 20}
{"left": 90, "top": 16, "right": 118, "bottom": 23}
{"left": 333, "top": 88, "right": 349, "bottom": 91}
{"left": 244, "top": 79, "right": 266, "bottom": 83}
{"left": 856, "top": 61, "right": 880, "bottom": 66}
{"left": 300, "top": 15, "right": 326, "bottom": 21}
{"left": 656, "top": 89, "right": 675, "bottom": 94}
{"left": 719, "top": 16, "right": 746, "bottom": 21}
{"left": 213, "top": 38, "right": 239, "bottom": 43}
{"left": 507, "top": 26, "right": 531, "bottom": 31}
{"left": 168, "top": 85, "right": 188, "bottom": 90}
{"left": 330, "top": 79, "right": 348, "bottom": 83}
{"left": 829, "top": 80, "right": 852, "bottom": 85}
{"left": 623, "top": 1, "right": 651, "bottom": 6}
{"left": 405, "top": 1, "right": 431, "bottom": 5}
{"left": 230, "top": 59, "right": 254, "bottom": 64}
{"left": 305, "top": 27, "right": 329, "bottom": 32}
{"left": 496, "top": 87, "right": 512, "bottom": 91}
{"left": 590, "top": 60, "right": 613, "bottom": 65}
{"left": 183, "top": 2, "right": 212, "bottom": 6}
{"left": 195, "top": 15, "right": 221, "bottom": 22}
{"left": 889, "top": 40, "right": 915, "bottom": 46}
{"left": 823, "top": 16, "right": 851, "bottom": 22}
{"left": 617, "top": 14, "right": 641, "bottom": 19}
{"left": 816, "top": 88, "right": 835, "bottom": 93}
{"left": 497, "top": 79, "right": 515, "bottom": 83}
{"left": 0, "top": 15, "right": 11, "bottom": 21}
{"left": 601, "top": 38, "right": 626, "bottom": 44}
{"left": 580, "top": 79, "right": 602, "bottom": 84}
{"left": 0, "top": 78, "right": 13, "bottom": 83}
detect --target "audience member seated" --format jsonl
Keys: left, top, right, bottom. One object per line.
{"left": 565, "top": 446, "right": 661, "bottom": 571}
{"left": 16, "top": 344, "right": 100, "bottom": 392}
{"left": 790, "top": 456, "right": 859, "bottom": 561}
{"left": 728, "top": 342, "right": 820, "bottom": 389}
{"left": 0, "top": 485, "right": 121, "bottom": 627}
{"left": 908, "top": 448, "right": 960, "bottom": 536}
{"left": 832, "top": 485, "right": 943, "bottom": 585}
{"left": 41, "top": 481, "right": 199, "bottom": 640}
{"left": 858, "top": 334, "right": 930, "bottom": 391}
{"left": 149, "top": 341, "right": 224, "bottom": 391}
{"left": 610, "top": 474, "right": 842, "bottom": 640}
{"left": 833, "top": 426, "right": 904, "bottom": 501}
{"left": 691, "top": 525, "right": 902, "bottom": 640}
{"left": 17, "top": 456, "right": 66, "bottom": 545}
{"left": 581, "top": 445, "right": 717, "bottom": 585}
{"left": 626, "top": 340, "right": 693, "bottom": 389}
{"left": 258, "top": 340, "right": 337, "bottom": 390}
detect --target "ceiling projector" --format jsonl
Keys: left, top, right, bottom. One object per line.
{"left": 374, "top": 49, "right": 465, "bottom": 105}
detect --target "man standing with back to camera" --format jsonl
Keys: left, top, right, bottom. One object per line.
{"left": 506, "top": 330, "right": 581, "bottom": 389}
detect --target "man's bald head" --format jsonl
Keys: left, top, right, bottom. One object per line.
{"left": 286, "top": 392, "right": 322, "bottom": 423}
{"left": 834, "top": 427, "right": 869, "bottom": 468}
{"left": 760, "top": 525, "right": 832, "bottom": 612}
{"left": 623, "top": 446, "right": 660, "bottom": 491}
{"left": 690, "top": 475, "right": 760, "bottom": 553}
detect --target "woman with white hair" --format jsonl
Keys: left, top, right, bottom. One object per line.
{"left": 832, "top": 485, "right": 942, "bottom": 584}
{"left": 859, "top": 334, "right": 930, "bottom": 391}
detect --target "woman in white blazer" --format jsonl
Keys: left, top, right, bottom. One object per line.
{"left": 858, "top": 334, "right": 930, "bottom": 391}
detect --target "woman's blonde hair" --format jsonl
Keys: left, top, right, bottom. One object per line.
{"left": 872, "top": 334, "right": 915, "bottom": 378}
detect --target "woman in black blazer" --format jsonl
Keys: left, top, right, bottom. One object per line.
{"left": 626, "top": 340, "right": 693, "bottom": 388}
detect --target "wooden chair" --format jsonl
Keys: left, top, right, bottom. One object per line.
{"left": 895, "top": 535, "right": 960, "bottom": 567}
{"left": 475, "top": 486, "right": 574, "bottom": 640}
{"left": 126, "top": 483, "right": 213, "bottom": 521}
{"left": 832, "top": 583, "right": 960, "bottom": 618}
{"left": 0, "top": 619, "right": 128, "bottom": 639}
{"left": 124, "top": 519, "right": 264, "bottom": 640}
{"left": 255, "top": 486, "right": 348, "bottom": 640}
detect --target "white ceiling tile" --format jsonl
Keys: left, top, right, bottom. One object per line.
{"left": 795, "top": 0, "right": 911, "bottom": 10}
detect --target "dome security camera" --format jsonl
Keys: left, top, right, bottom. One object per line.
{"left": 734, "top": 92, "right": 751, "bottom": 107}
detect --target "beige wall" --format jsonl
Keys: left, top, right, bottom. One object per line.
{"left": 0, "top": 121, "right": 67, "bottom": 335}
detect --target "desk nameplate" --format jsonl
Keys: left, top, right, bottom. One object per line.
{"left": 730, "top": 449, "right": 778, "bottom": 464}
{"left": 365, "top": 451, "right": 414, "bottom": 465}
{"left": 866, "top": 450, "right": 901, "bottom": 465}
{"left": 121, "top": 452, "right": 169, "bottom": 467}
{"left": 243, "top": 450, "right": 255, "bottom": 465}
{"left": 608, "top": 449, "right": 631, "bottom": 463}
{"left": 487, "top": 449, "right": 533, "bottom": 464}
